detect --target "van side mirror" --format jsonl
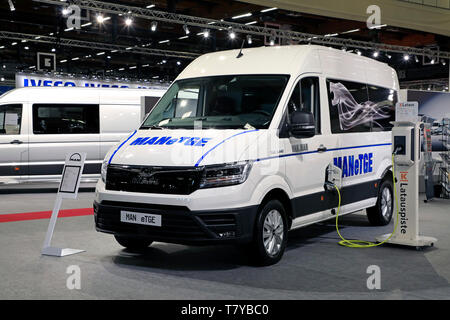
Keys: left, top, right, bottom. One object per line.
{"left": 290, "top": 110, "right": 315, "bottom": 138}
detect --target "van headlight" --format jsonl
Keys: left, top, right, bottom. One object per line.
{"left": 101, "top": 160, "right": 108, "bottom": 183}
{"left": 199, "top": 161, "right": 253, "bottom": 189}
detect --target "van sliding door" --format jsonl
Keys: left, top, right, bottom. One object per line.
{"left": 0, "top": 103, "right": 29, "bottom": 184}
{"left": 27, "top": 103, "right": 101, "bottom": 182}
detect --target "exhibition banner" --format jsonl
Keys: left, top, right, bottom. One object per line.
{"left": 15, "top": 73, "right": 167, "bottom": 90}
{"left": 407, "top": 90, "right": 450, "bottom": 152}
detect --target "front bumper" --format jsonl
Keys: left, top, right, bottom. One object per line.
{"left": 94, "top": 200, "right": 258, "bottom": 245}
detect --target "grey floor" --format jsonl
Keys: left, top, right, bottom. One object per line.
{"left": 0, "top": 190, "right": 449, "bottom": 300}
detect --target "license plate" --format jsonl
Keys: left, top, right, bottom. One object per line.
{"left": 120, "top": 211, "right": 161, "bottom": 227}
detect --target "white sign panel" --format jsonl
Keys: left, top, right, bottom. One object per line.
{"left": 41, "top": 151, "right": 87, "bottom": 257}
{"left": 16, "top": 73, "right": 168, "bottom": 90}
{"left": 58, "top": 152, "right": 86, "bottom": 199}
{"left": 396, "top": 101, "right": 419, "bottom": 123}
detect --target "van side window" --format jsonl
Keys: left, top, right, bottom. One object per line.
{"left": 0, "top": 104, "right": 22, "bottom": 135}
{"left": 32, "top": 104, "right": 99, "bottom": 134}
{"left": 287, "top": 77, "right": 321, "bottom": 134}
{"left": 327, "top": 79, "right": 371, "bottom": 133}
{"left": 367, "top": 86, "right": 397, "bottom": 131}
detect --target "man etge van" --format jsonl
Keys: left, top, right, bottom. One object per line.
{"left": 94, "top": 45, "right": 399, "bottom": 265}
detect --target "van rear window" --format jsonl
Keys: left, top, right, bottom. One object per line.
{"left": 32, "top": 104, "right": 99, "bottom": 134}
{"left": 0, "top": 104, "right": 22, "bottom": 135}
{"left": 326, "top": 79, "right": 396, "bottom": 133}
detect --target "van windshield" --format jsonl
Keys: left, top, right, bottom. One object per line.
{"left": 142, "top": 75, "right": 289, "bottom": 130}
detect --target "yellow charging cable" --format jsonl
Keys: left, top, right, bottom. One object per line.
{"left": 334, "top": 154, "right": 399, "bottom": 248}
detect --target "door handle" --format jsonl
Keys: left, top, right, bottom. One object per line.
{"left": 10, "top": 140, "right": 23, "bottom": 145}
{"left": 317, "top": 145, "right": 327, "bottom": 153}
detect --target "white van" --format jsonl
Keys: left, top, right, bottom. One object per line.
{"left": 94, "top": 45, "right": 399, "bottom": 265}
{"left": 0, "top": 87, "right": 165, "bottom": 188}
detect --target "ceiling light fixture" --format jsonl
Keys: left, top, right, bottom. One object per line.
{"left": 125, "top": 17, "right": 133, "bottom": 26}
{"left": 96, "top": 14, "right": 105, "bottom": 23}
{"left": 269, "top": 36, "right": 275, "bottom": 46}
{"left": 8, "top": 0, "right": 15, "bottom": 12}
{"left": 150, "top": 21, "right": 158, "bottom": 32}
{"left": 232, "top": 13, "right": 252, "bottom": 19}
{"left": 183, "top": 25, "right": 190, "bottom": 34}
{"left": 261, "top": 7, "right": 277, "bottom": 13}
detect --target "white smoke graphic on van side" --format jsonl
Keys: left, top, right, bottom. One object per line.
{"left": 329, "top": 82, "right": 391, "bottom": 131}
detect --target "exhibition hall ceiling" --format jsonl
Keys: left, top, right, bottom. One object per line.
{"left": 0, "top": 0, "right": 448, "bottom": 85}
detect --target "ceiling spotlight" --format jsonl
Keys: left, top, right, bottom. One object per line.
{"left": 203, "top": 29, "right": 210, "bottom": 38}
{"left": 96, "top": 14, "right": 105, "bottom": 23}
{"left": 183, "top": 25, "right": 190, "bottom": 35}
{"left": 246, "top": 35, "right": 252, "bottom": 45}
{"left": 62, "top": 7, "right": 70, "bottom": 16}
{"left": 356, "top": 50, "right": 362, "bottom": 56}
{"left": 229, "top": 30, "right": 236, "bottom": 40}
{"left": 8, "top": 0, "right": 15, "bottom": 12}
{"left": 415, "top": 56, "right": 419, "bottom": 63}
{"left": 177, "top": 61, "right": 181, "bottom": 65}
{"left": 403, "top": 54, "right": 410, "bottom": 61}
{"left": 51, "top": 48, "right": 56, "bottom": 52}
{"left": 150, "top": 21, "right": 158, "bottom": 32}
{"left": 430, "top": 59, "right": 435, "bottom": 65}
{"left": 125, "top": 17, "right": 133, "bottom": 26}
{"left": 373, "top": 51, "right": 379, "bottom": 58}
{"left": 269, "top": 36, "right": 275, "bottom": 46}
{"left": 442, "top": 59, "right": 447, "bottom": 66}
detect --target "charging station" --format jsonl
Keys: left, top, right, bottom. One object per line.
{"left": 376, "top": 120, "right": 437, "bottom": 249}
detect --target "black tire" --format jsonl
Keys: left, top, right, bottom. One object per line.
{"left": 250, "top": 199, "right": 288, "bottom": 266}
{"left": 366, "top": 177, "right": 394, "bottom": 226}
{"left": 114, "top": 235, "right": 153, "bottom": 250}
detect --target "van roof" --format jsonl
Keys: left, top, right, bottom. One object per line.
{"left": 177, "top": 45, "right": 398, "bottom": 90}
{"left": 0, "top": 86, "right": 166, "bottom": 105}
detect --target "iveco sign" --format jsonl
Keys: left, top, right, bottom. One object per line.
{"left": 15, "top": 73, "right": 167, "bottom": 90}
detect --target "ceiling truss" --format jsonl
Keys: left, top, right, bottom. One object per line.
{"left": 32, "top": 0, "right": 450, "bottom": 59}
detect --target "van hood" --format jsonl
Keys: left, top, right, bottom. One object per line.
{"left": 108, "top": 129, "right": 263, "bottom": 167}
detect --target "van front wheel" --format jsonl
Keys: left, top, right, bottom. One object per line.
{"left": 251, "top": 200, "right": 288, "bottom": 266}
{"left": 366, "top": 179, "right": 394, "bottom": 226}
{"left": 114, "top": 235, "right": 153, "bottom": 250}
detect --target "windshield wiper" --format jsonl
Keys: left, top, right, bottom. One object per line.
{"left": 140, "top": 125, "right": 164, "bottom": 130}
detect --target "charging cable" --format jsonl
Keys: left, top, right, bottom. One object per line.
{"left": 334, "top": 153, "right": 399, "bottom": 248}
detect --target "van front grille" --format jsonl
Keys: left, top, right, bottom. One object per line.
{"left": 105, "top": 164, "right": 204, "bottom": 195}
